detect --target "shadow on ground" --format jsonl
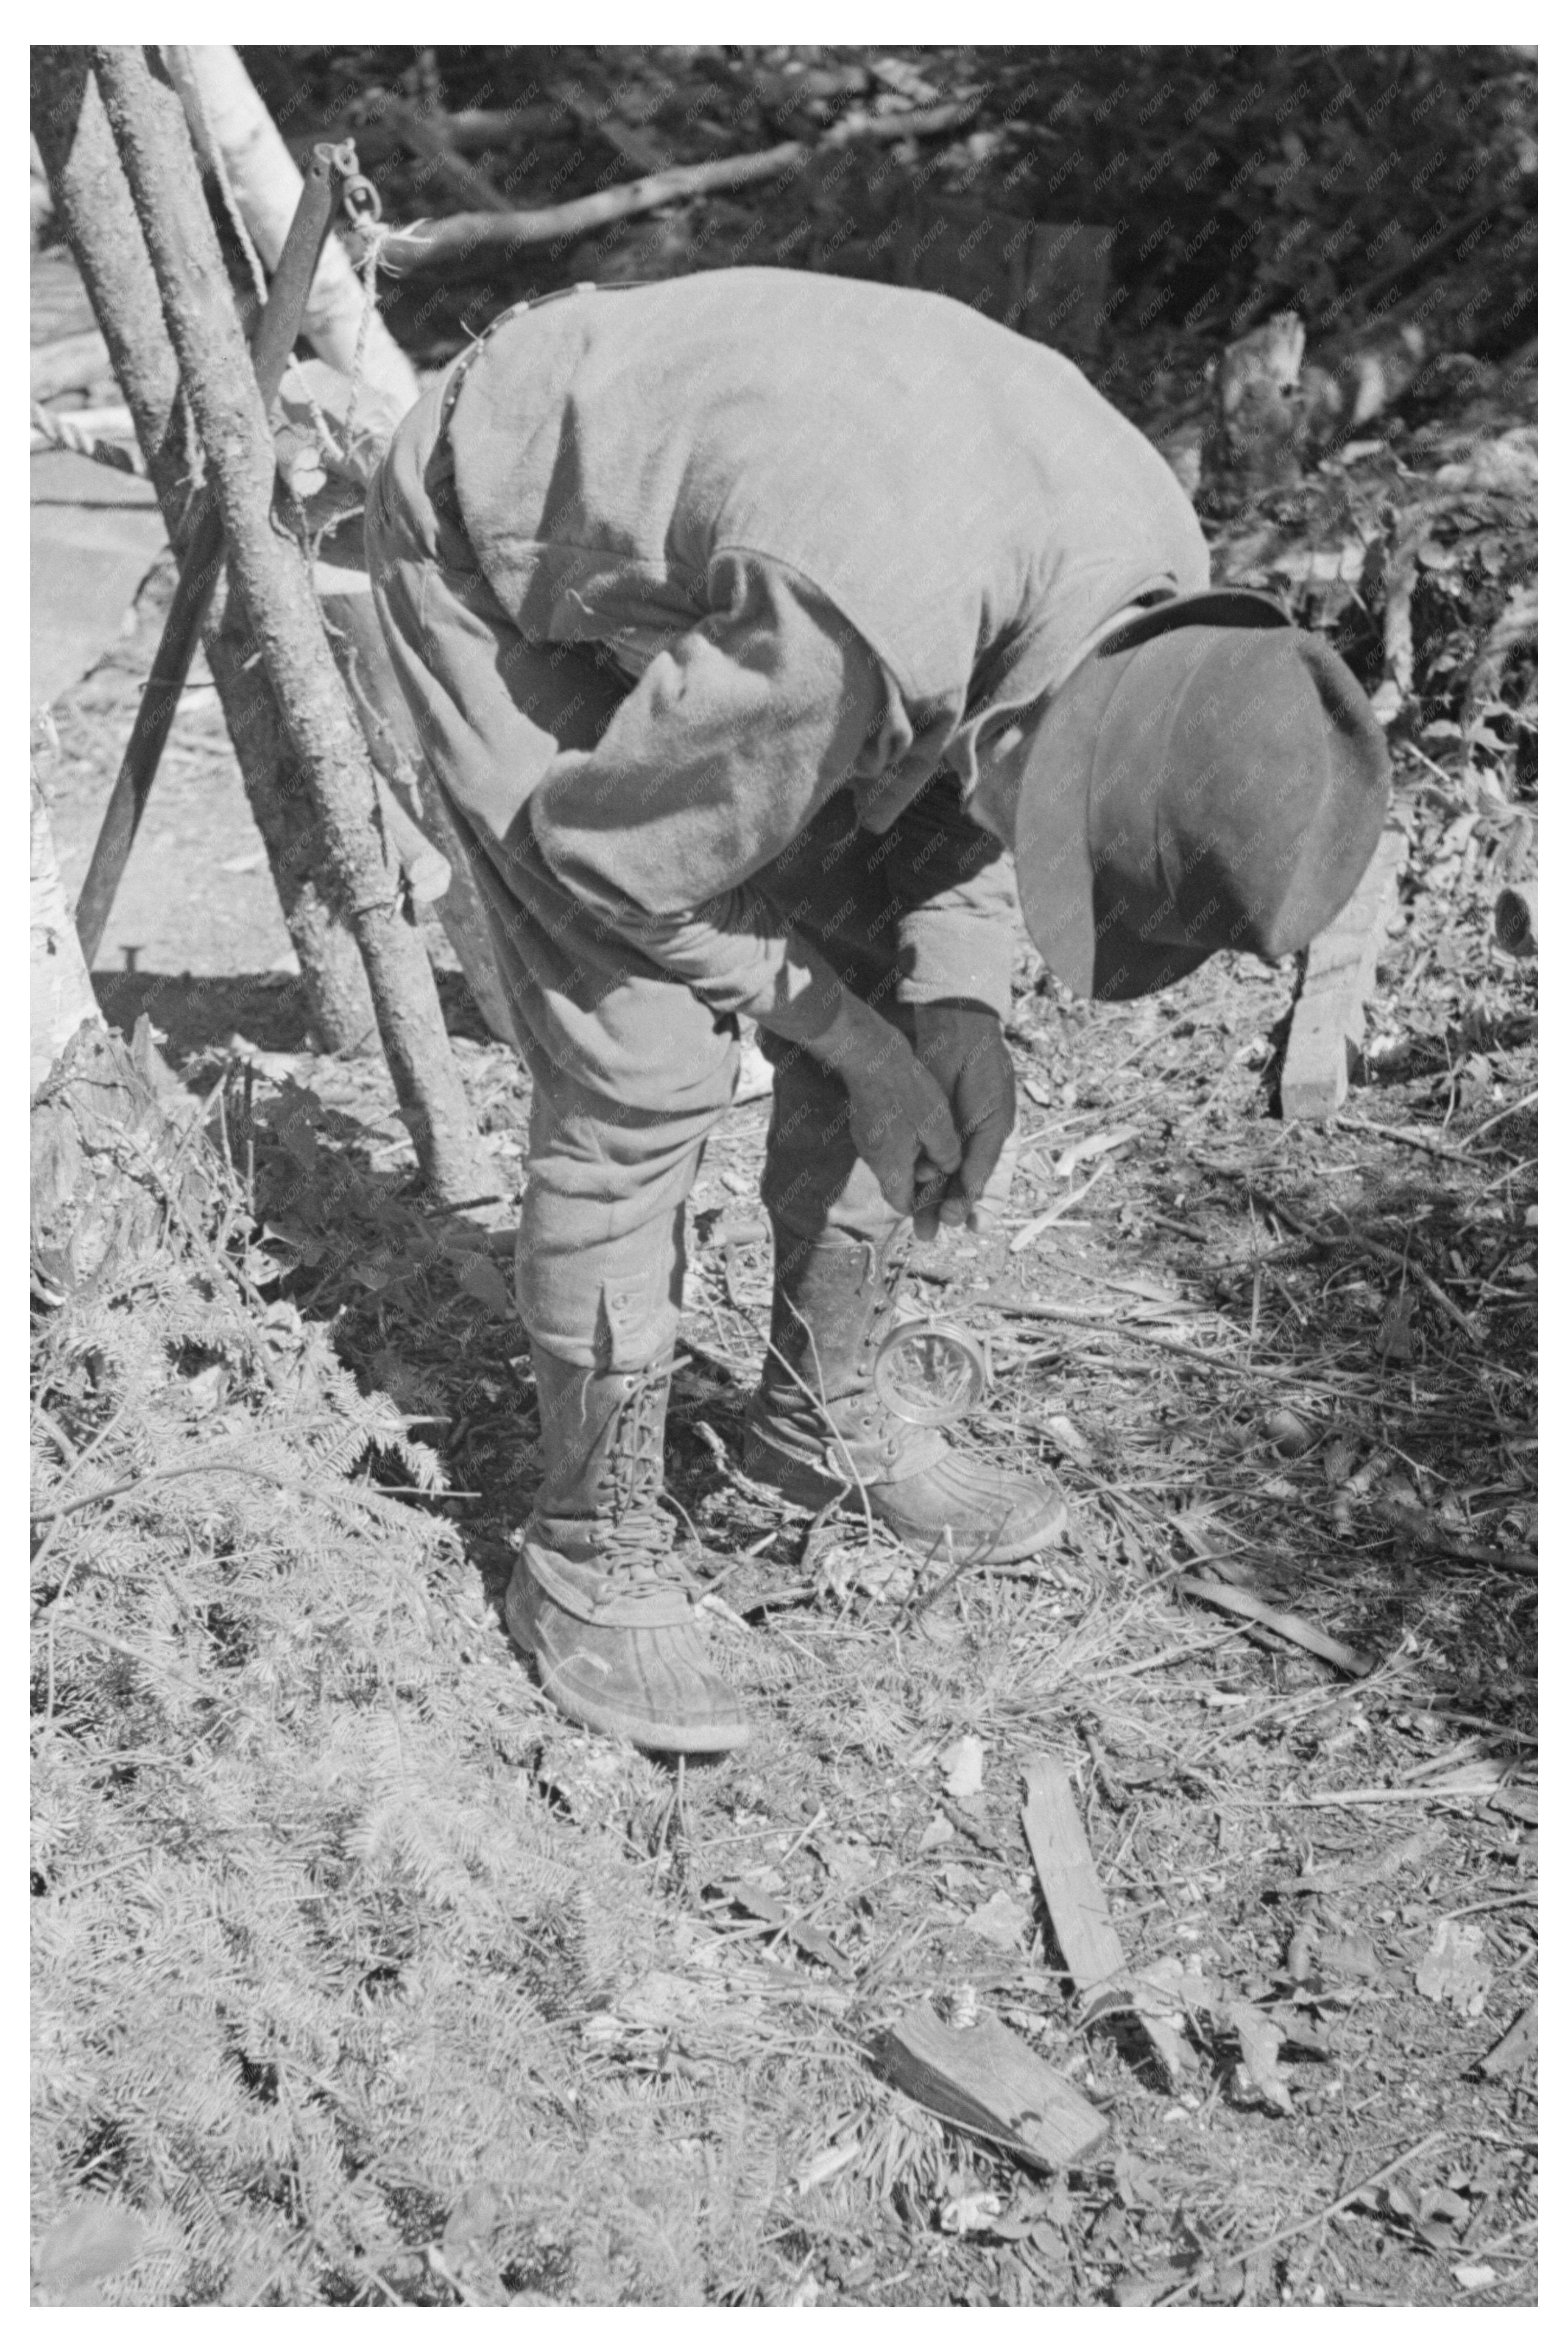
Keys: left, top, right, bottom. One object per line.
{"left": 93, "top": 967, "right": 495, "bottom": 1059}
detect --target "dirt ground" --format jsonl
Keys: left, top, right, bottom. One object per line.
{"left": 31, "top": 245, "right": 1536, "bottom": 2306}
{"left": 36, "top": 627, "right": 1538, "bottom": 2307}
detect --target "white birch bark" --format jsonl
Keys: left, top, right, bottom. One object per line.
{"left": 31, "top": 775, "right": 104, "bottom": 1097}
{"left": 166, "top": 45, "right": 420, "bottom": 415}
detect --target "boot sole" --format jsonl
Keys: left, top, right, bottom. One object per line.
{"left": 744, "top": 1443, "right": 1068, "bottom": 1564}
{"left": 504, "top": 1583, "right": 750, "bottom": 1756}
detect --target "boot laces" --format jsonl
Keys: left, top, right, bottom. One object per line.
{"left": 595, "top": 1366, "right": 679, "bottom": 1587}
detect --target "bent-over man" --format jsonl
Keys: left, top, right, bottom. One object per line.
{"left": 367, "top": 266, "right": 1389, "bottom": 1755}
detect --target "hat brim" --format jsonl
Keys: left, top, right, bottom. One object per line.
{"left": 1013, "top": 588, "right": 1294, "bottom": 997}
{"left": 1013, "top": 649, "right": 1123, "bottom": 998}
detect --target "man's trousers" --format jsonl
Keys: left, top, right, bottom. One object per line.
{"left": 369, "top": 384, "right": 916, "bottom": 1373}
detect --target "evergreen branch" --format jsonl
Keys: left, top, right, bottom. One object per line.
{"left": 32, "top": 1456, "right": 419, "bottom": 1528}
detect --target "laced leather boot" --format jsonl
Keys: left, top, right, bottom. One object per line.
{"left": 743, "top": 1225, "right": 1067, "bottom": 1561}
{"left": 506, "top": 1346, "right": 748, "bottom": 1753}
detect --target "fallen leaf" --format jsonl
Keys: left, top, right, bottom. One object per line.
{"left": 1414, "top": 2186, "right": 1472, "bottom": 2251}
{"left": 1041, "top": 1412, "right": 1093, "bottom": 1464}
{"left": 1474, "top": 1998, "right": 1537, "bottom": 2079}
{"left": 1454, "top": 2264, "right": 1499, "bottom": 2291}
{"left": 1320, "top": 1929, "right": 1382, "bottom": 1982}
{"left": 1227, "top": 1997, "right": 1294, "bottom": 2113}
{"left": 456, "top": 1255, "right": 514, "bottom": 1316}
{"left": 1114, "top": 2271, "right": 1185, "bottom": 2305}
{"left": 941, "top": 1735, "right": 985, "bottom": 1800}
{"left": 1053, "top": 1126, "right": 1140, "bottom": 1179}
{"left": 1265, "top": 1407, "right": 1312, "bottom": 1456}
{"left": 940, "top": 2189, "right": 1003, "bottom": 2236}
{"left": 794, "top": 2136, "right": 860, "bottom": 2193}
{"left": 442, "top": 2181, "right": 504, "bottom": 2258}
{"left": 1114, "top": 2151, "right": 1162, "bottom": 2208}
{"left": 965, "top": 1890, "right": 1032, "bottom": 1949}
{"left": 722, "top": 1882, "right": 854, "bottom": 1977}
{"left": 1323, "top": 1436, "right": 1358, "bottom": 1488}
{"left": 619, "top": 1971, "right": 708, "bottom": 2030}
{"left": 917, "top": 1813, "right": 956, "bottom": 1852}
{"left": 34, "top": 2199, "right": 147, "bottom": 2297}
{"left": 814, "top": 1836, "right": 878, "bottom": 1888}
{"left": 1416, "top": 1919, "right": 1492, "bottom": 2015}
{"left": 1377, "top": 1289, "right": 1418, "bottom": 1360}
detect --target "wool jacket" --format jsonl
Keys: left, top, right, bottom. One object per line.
{"left": 438, "top": 267, "right": 1209, "bottom": 1033}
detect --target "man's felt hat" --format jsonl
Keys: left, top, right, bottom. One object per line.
{"left": 1014, "top": 590, "right": 1391, "bottom": 1000}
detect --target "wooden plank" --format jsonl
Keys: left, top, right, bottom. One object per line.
{"left": 1022, "top": 1759, "right": 1193, "bottom": 2082}
{"left": 1020, "top": 1760, "right": 1126, "bottom": 2007}
{"left": 880, "top": 2000, "right": 1108, "bottom": 2170}
{"left": 1280, "top": 830, "right": 1405, "bottom": 1121}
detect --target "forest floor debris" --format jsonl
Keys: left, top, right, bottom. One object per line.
{"left": 32, "top": 669, "right": 1537, "bottom": 2298}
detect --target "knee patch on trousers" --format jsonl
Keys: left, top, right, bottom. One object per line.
{"left": 515, "top": 1218, "right": 685, "bottom": 1373}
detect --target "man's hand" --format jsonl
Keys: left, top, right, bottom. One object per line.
{"left": 810, "top": 997, "right": 962, "bottom": 1220}
{"left": 909, "top": 1000, "right": 1017, "bottom": 1240}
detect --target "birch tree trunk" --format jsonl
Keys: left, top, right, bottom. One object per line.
{"left": 164, "top": 44, "right": 420, "bottom": 414}
{"left": 30, "top": 775, "right": 102, "bottom": 1097}
{"left": 92, "top": 43, "right": 496, "bottom": 1209}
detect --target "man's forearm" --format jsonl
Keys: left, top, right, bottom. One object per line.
{"left": 875, "top": 773, "right": 1025, "bottom": 1022}
{"left": 579, "top": 875, "right": 877, "bottom": 1052}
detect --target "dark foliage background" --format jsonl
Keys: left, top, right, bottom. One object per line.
{"left": 240, "top": 43, "right": 1538, "bottom": 392}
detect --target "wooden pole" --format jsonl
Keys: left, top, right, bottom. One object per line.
{"left": 71, "top": 141, "right": 347, "bottom": 967}
{"left": 30, "top": 46, "right": 377, "bottom": 1054}
{"left": 92, "top": 44, "right": 497, "bottom": 1208}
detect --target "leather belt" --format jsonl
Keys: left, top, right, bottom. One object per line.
{"left": 436, "top": 279, "right": 633, "bottom": 440}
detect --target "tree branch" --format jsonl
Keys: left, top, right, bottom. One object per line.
{"left": 379, "top": 100, "right": 980, "bottom": 274}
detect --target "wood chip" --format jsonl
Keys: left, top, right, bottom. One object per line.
{"left": 719, "top": 1881, "right": 854, "bottom": 1977}
{"left": 1473, "top": 1998, "right": 1537, "bottom": 2080}
{"left": 880, "top": 1999, "right": 1108, "bottom": 2171}
{"left": 1009, "top": 1159, "right": 1115, "bottom": 1254}
{"left": 1282, "top": 1767, "right": 1511, "bottom": 1808}
{"left": 1176, "top": 1573, "right": 1376, "bottom": 1678}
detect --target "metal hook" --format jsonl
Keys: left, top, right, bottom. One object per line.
{"left": 341, "top": 174, "right": 384, "bottom": 228}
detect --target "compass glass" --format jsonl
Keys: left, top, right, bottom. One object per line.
{"left": 872, "top": 1320, "right": 987, "bottom": 1424}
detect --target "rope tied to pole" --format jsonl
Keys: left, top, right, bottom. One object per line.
{"left": 339, "top": 171, "right": 387, "bottom": 452}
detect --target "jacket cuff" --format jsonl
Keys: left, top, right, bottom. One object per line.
{"left": 895, "top": 903, "right": 1020, "bottom": 1023}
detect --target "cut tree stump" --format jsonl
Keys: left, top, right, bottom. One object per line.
{"left": 880, "top": 1999, "right": 1107, "bottom": 2172}
{"left": 31, "top": 1017, "right": 211, "bottom": 1301}
{"left": 1021, "top": 1759, "right": 1193, "bottom": 2083}
{"left": 1280, "top": 830, "right": 1406, "bottom": 1122}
